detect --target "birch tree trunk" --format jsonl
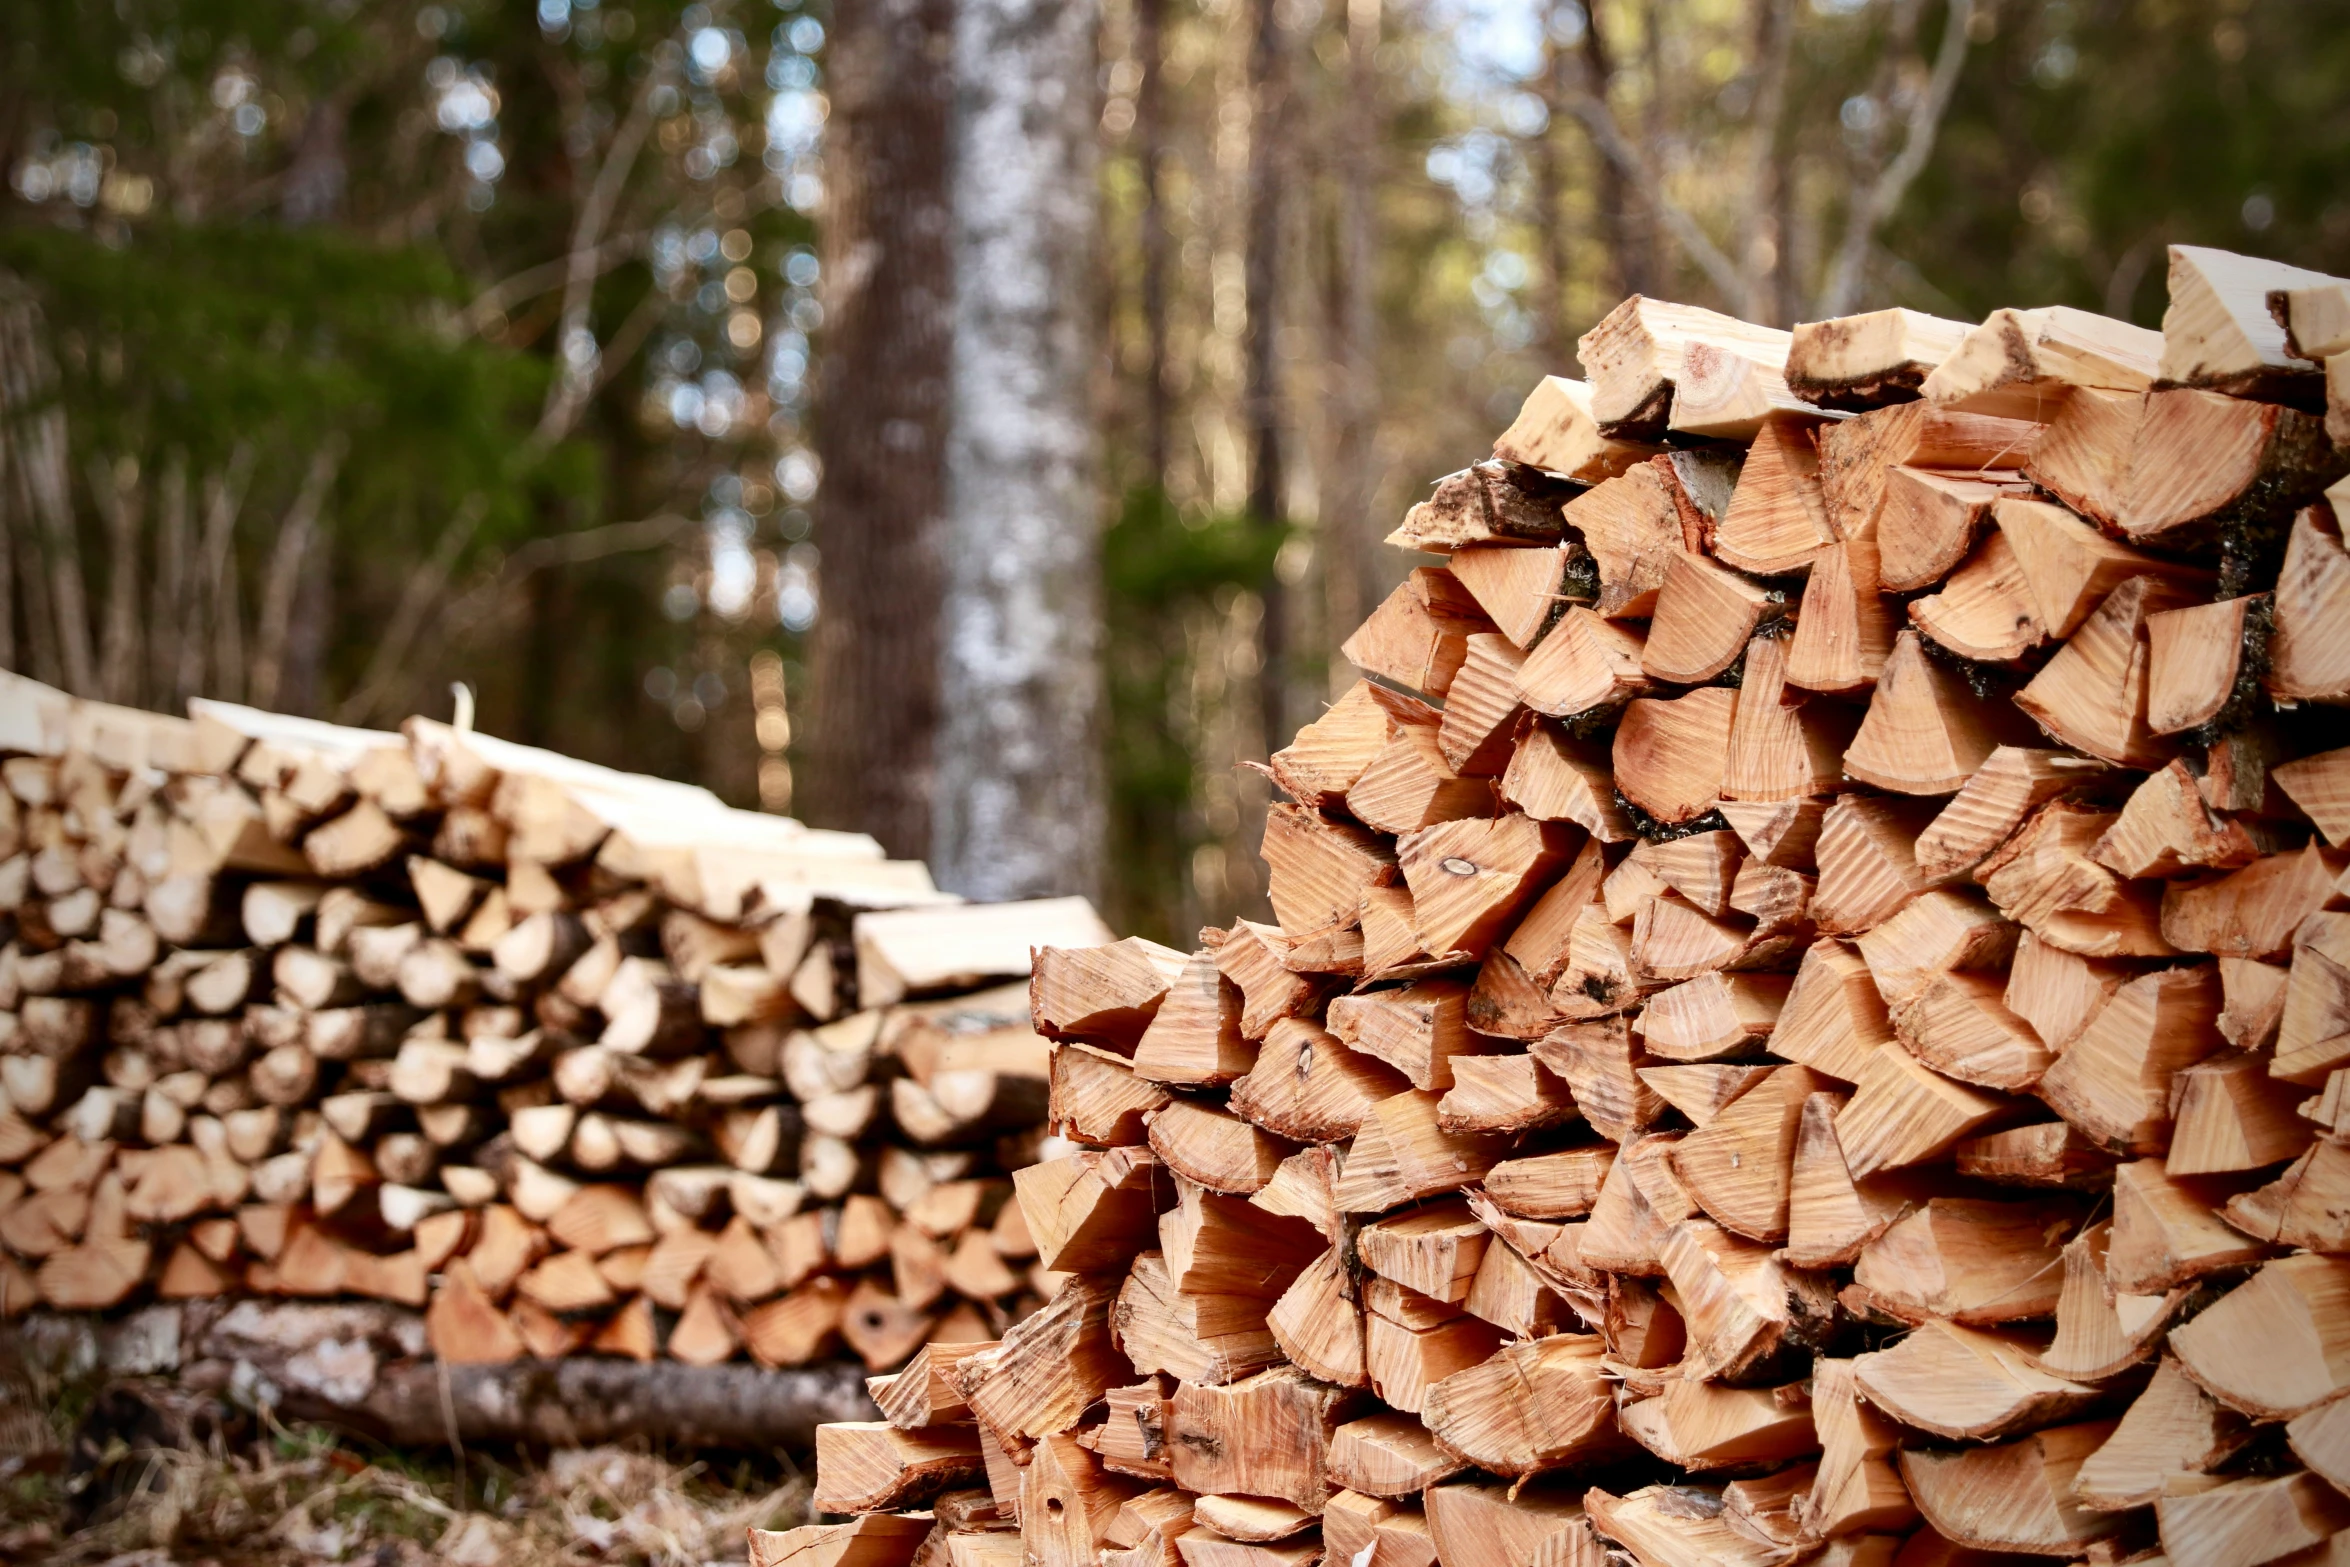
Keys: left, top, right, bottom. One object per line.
{"left": 800, "top": 0, "right": 955, "bottom": 860}
{"left": 933, "top": 0, "right": 1105, "bottom": 902}
{"left": 1244, "top": 0, "right": 1291, "bottom": 746}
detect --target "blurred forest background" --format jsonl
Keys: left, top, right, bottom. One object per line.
{"left": 1, "top": 0, "right": 2347, "bottom": 944}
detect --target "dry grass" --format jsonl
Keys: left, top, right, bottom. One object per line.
{"left": 0, "top": 1357, "right": 813, "bottom": 1566}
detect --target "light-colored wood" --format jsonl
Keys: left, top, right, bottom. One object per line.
{"left": 1341, "top": 567, "right": 1493, "bottom": 699}
{"left": 1921, "top": 304, "right": 2162, "bottom": 417}
{"left": 1492, "top": 375, "right": 1662, "bottom": 483}
{"left": 1711, "top": 416, "right": 1834, "bottom": 575}
{"left": 2159, "top": 243, "right": 2341, "bottom": 398}
{"left": 1387, "top": 460, "right": 1570, "bottom": 552}
{"left": 1785, "top": 306, "right": 1971, "bottom": 409}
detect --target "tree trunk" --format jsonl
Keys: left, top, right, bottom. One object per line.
{"left": 249, "top": 443, "right": 343, "bottom": 713}
{"left": 1534, "top": 2, "right": 1571, "bottom": 359}
{"left": 801, "top": 0, "right": 955, "bottom": 862}
{"left": 1323, "top": 0, "right": 1383, "bottom": 691}
{"left": 1136, "top": 0, "right": 1172, "bottom": 488}
{"left": 92, "top": 456, "right": 142, "bottom": 705}
{"left": 199, "top": 454, "right": 252, "bottom": 703}
{"left": 150, "top": 451, "right": 188, "bottom": 707}
{"left": 1579, "top": 5, "right": 1647, "bottom": 301}
{"left": 933, "top": 0, "right": 1105, "bottom": 902}
{"left": 1245, "top": 0, "right": 1291, "bottom": 747}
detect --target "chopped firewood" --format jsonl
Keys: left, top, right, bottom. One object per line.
{"left": 1914, "top": 747, "right": 2112, "bottom": 882}
{"left": 1660, "top": 1219, "right": 1835, "bottom": 1382}
{"left": 1768, "top": 941, "right": 1892, "bottom": 1085}
{"left": 2289, "top": 1393, "right": 2350, "bottom": 1497}
{"left": 1329, "top": 1413, "right": 1466, "bottom": 1499}
{"left": 749, "top": 1516, "right": 932, "bottom": 1567}
{"left": 1953, "top": 1120, "right": 2117, "bottom": 1190}
{"left": 1710, "top": 417, "right": 1833, "bottom": 576}
{"left": 962, "top": 1277, "right": 1127, "bottom": 1443}
{"left": 1433, "top": 634, "right": 1527, "bottom": 777}
{"left": 1365, "top": 1299, "right": 1503, "bottom": 1415}
{"left": 1721, "top": 638, "right": 1854, "bottom": 803}
{"left": 1320, "top": 1492, "right": 1435, "bottom": 1567}
{"left": 1448, "top": 543, "right": 1576, "bottom": 650}
{"left": 1331, "top": 1090, "right": 1507, "bottom": 1212}
{"left": 1639, "top": 1062, "right": 1775, "bottom": 1127}
{"left": 1260, "top": 804, "right": 1397, "bottom": 945}
{"left": 1387, "top": 461, "right": 1572, "bottom": 552}
{"left": 1584, "top": 1483, "right": 1783, "bottom": 1567}
{"left": 1051, "top": 1042, "right": 1172, "bottom": 1146}
{"left": 2108, "top": 1158, "right": 2270, "bottom": 1294}
{"left": 1560, "top": 460, "right": 1691, "bottom": 620}
{"left": 1847, "top": 1195, "right": 2075, "bottom": 1325}
{"left": 1847, "top": 632, "right": 2036, "bottom": 795}
{"left": 1859, "top": 1317, "right": 2099, "bottom": 1441}
{"left": 1612, "top": 688, "right": 1737, "bottom": 826}
{"left": 1861, "top": 884, "right": 2015, "bottom": 1009}
{"left": 1798, "top": 1357, "right": 1917, "bottom": 1542}
{"left": 426, "top": 1259, "right": 526, "bottom": 1364}
{"left": 2117, "top": 389, "right": 2343, "bottom": 549}
{"left": 1785, "top": 1090, "right": 1917, "bottom": 1278}
{"left": 1922, "top": 304, "right": 2161, "bottom": 417}
{"left": 1227, "top": 1016, "right": 1407, "bottom": 1142}
{"left": 1147, "top": 1100, "right": 1289, "bottom": 1195}
{"left": 1357, "top": 1201, "right": 1490, "bottom": 1302}
{"left": 815, "top": 1422, "right": 985, "bottom": 1514}
{"left": 1166, "top": 1363, "right": 1361, "bottom": 1512}
{"left": 2223, "top": 1139, "right": 2350, "bottom": 1252}
{"left": 1785, "top": 536, "right": 1898, "bottom": 694}
{"left": 1426, "top": 1480, "right": 1601, "bottom": 1567}
{"left": 2273, "top": 494, "right": 2350, "bottom": 703}
{"left": 1011, "top": 1145, "right": 1164, "bottom": 1272}
{"left": 1618, "top": 1376, "right": 1817, "bottom": 1472}
{"left": 2071, "top": 1354, "right": 2252, "bottom": 1512}
{"left": 2155, "top": 1471, "right": 2350, "bottom": 1567}
{"left": 1492, "top": 375, "right": 1662, "bottom": 482}
{"left": 1113, "top": 1251, "right": 1281, "bottom": 1385}
{"left": 1673, "top": 341, "right": 1834, "bottom": 444}
{"left": 1529, "top": 1020, "right": 1667, "bottom": 1142}
{"left": 1981, "top": 801, "right": 2174, "bottom": 959}
{"left": 1642, "top": 554, "right": 1777, "bottom": 685}
{"left": 1211, "top": 921, "right": 1332, "bottom": 1039}
{"left": 1515, "top": 615, "right": 1652, "bottom": 734}
{"left": 1834, "top": 1043, "right": 2010, "bottom": 1179}
{"left": 2166, "top": 1052, "right": 2311, "bottom": 1174}
{"left": 1341, "top": 567, "right": 1493, "bottom": 699}
{"left": 1436, "top": 1052, "right": 1575, "bottom": 1134}
{"left": 2170, "top": 1254, "right": 2350, "bottom": 1419}
{"left": 1785, "top": 306, "right": 1971, "bottom": 410}
{"left": 1579, "top": 1131, "right": 1699, "bottom": 1274}
{"left": 1578, "top": 297, "right": 1793, "bottom": 440}
{"left": 1031, "top": 937, "right": 1188, "bottom": 1051}
{"left": 2159, "top": 244, "right": 2340, "bottom": 400}
{"left": 1129, "top": 950, "right": 1251, "bottom": 1087}
{"left": 1877, "top": 468, "right": 2031, "bottom": 593}
{"left": 1396, "top": 812, "right": 1573, "bottom": 962}
{"left": 741, "top": 1277, "right": 850, "bottom": 1368}
{"left": 1667, "top": 1065, "right": 1825, "bottom": 1241}
{"left": 1461, "top": 1237, "right": 1566, "bottom": 1339}
{"left": 1266, "top": 1245, "right": 1367, "bottom": 1388}
{"left": 2038, "top": 965, "right": 2224, "bottom": 1154}
{"left": 1898, "top": 1421, "right": 2131, "bottom": 1558}
{"left": 1812, "top": 794, "right": 1942, "bottom": 935}
{"left": 1420, "top": 1332, "right": 1617, "bottom": 1478}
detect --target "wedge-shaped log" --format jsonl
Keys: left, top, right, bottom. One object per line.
{"left": 1857, "top": 1319, "right": 2100, "bottom": 1442}
{"left": 1898, "top": 1421, "right": 2131, "bottom": 1559}
{"left": 1421, "top": 1333, "right": 1617, "bottom": 1479}
{"left": 1167, "top": 1364, "right": 1361, "bottom": 1513}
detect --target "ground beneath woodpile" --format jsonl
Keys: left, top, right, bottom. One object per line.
{"left": 0, "top": 1353, "right": 812, "bottom": 1567}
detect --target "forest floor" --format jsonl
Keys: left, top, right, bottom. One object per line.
{"left": 0, "top": 1350, "right": 812, "bottom": 1567}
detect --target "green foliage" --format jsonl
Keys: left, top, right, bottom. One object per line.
{"left": 1101, "top": 484, "right": 1286, "bottom": 944}
{"left": 0, "top": 222, "right": 554, "bottom": 547}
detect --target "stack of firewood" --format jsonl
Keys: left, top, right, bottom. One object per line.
{"left": 0, "top": 671, "right": 1112, "bottom": 1376}
{"left": 774, "top": 245, "right": 2350, "bottom": 1567}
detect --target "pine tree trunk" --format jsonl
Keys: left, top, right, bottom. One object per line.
{"left": 1323, "top": 0, "right": 1383, "bottom": 688}
{"left": 1137, "top": 0, "right": 1172, "bottom": 488}
{"left": 933, "top": 0, "right": 1105, "bottom": 902}
{"left": 1245, "top": 0, "right": 1291, "bottom": 746}
{"left": 801, "top": 0, "right": 956, "bottom": 859}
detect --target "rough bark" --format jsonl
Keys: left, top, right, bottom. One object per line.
{"left": 360, "top": 1358, "right": 878, "bottom": 1448}
{"left": 1246, "top": 0, "right": 1292, "bottom": 745}
{"left": 934, "top": 0, "right": 1105, "bottom": 902}
{"left": 802, "top": 0, "right": 956, "bottom": 862}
